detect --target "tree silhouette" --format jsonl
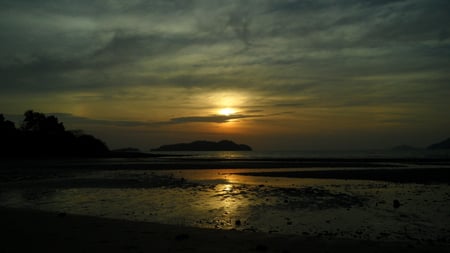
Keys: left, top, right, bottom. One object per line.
{"left": 0, "top": 114, "right": 16, "bottom": 133}
{"left": 21, "top": 110, "right": 65, "bottom": 134}
{"left": 0, "top": 111, "right": 109, "bottom": 158}
{"left": 1, "top": 114, "right": 20, "bottom": 155}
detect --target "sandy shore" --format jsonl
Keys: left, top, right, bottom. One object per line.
{"left": 1, "top": 207, "right": 448, "bottom": 253}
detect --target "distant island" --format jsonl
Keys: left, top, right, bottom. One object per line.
{"left": 391, "top": 137, "right": 450, "bottom": 151}
{"left": 151, "top": 140, "right": 252, "bottom": 151}
{"left": 428, "top": 137, "right": 450, "bottom": 150}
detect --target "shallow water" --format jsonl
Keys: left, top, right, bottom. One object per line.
{"left": 1, "top": 168, "right": 449, "bottom": 243}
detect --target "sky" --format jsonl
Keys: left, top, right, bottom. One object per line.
{"left": 1, "top": 0, "right": 449, "bottom": 151}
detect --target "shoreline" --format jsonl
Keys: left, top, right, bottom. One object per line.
{"left": 2, "top": 156, "right": 450, "bottom": 171}
{"left": 233, "top": 167, "right": 450, "bottom": 184}
{"left": 1, "top": 206, "right": 448, "bottom": 253}
{"left": 2, "top": 158, "right": 450, "bottom": 185}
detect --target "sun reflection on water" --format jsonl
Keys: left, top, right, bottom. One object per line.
{"left": 222, "top": 184, "right": 233, "bottom": 192}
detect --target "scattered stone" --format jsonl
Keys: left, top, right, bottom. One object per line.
{"left": 255, "top": 244, "right": 268, "bottom": 251}
{"left": 57, "top": 212, "right": 67, "bottom": 218}
{"left": 393, "top": 199, "right": 401, "bottom": 208}
{"left": 175, "top": 233, "right": 190, "bottom": 241}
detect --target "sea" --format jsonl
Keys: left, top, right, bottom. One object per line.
{"left": 149, "top": 148, "right": 450, "bottom": 160}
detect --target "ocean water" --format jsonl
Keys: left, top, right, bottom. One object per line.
{"left": 150, "top": 149, "right": 450, "bottom": 160}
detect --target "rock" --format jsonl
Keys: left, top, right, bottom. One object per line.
{"left": 174, "top": 233, "right": 190, "bottom": 241}
{"left": 393, "top": 199, "right": 401, "bottom": 208}
{"left": 255, "top": 244, "right": 268, "bottom": 251}
{"left": 57, "top": 212, "right": 67, "bottom": 218}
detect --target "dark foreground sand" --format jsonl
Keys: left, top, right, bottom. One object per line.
{"left": 1, "top": 207, "right": 448, "bottom": 253}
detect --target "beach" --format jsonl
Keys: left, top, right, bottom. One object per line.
{"left": 2, "top": 207, "right": 449, "bottom": 253}
{"left": 1, "top": 157, "right": 450, "bottom": 252}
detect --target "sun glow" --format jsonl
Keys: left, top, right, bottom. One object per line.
{"left": 218, "top": 108, "right": 236, "bottom": 116}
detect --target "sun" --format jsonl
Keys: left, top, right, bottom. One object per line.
{"left": 218, "top": 108, "right": 236, "bottom": 116}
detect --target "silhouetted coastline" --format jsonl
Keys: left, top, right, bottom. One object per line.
{"left": 0, "top": 111, "right": 166, "bottom": 159}
{"left": 0, "top": 111, "right": 110, "bottom": 158}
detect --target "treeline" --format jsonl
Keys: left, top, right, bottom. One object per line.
{"left": 0, "top": 110, "right": 109, "bottom": 158}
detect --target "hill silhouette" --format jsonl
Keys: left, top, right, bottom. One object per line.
{"left": 428, "top": 137, "right": 450, "bottom": 150}
{"left": 152, "top": 140, "right": 252, "bottom": 151}
{"left": 0, "top": 110, "right": 109, "bottom": 158}
{"left": 391, "top": 145, "right": 420, "bottom": 151}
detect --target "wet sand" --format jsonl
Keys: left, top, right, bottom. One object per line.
{"left": 2, "top": 157, "right": 450, "bottom": 173}
{"left": 233, "top": 167, "right": 450, "bottom": 184}
{"left": 1, "top": 158, "right": 449, "bottom": 252}
{"left": 2, "top": 207, "right": 448, "bottom": 253}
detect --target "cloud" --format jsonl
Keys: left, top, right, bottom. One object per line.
{"left": 166, "top": 113, "right": 264, "bottom": 124}
{"left": 1, "top": 0, "right": 449, "bottom": 118}
{"left": 1, "top": 1, "right": 449, "bottom": 151}
{"left": 53, "top": 113, "right": 157, "bottom": 128}
{"left": 3, "top": 113, "right": 156, "bottom": 128}
{"left": 227, "top": 9, "right": 252, "bottom": 47}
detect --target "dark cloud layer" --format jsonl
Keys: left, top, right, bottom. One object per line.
{"left": 1, "top": 0, "right": 449, "bottom": 93}
{"left": 6, "top": 113, "right": 155, "bottom": 128}
{"left": 168, "top": 113, "right": 263, "bottom": 124}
